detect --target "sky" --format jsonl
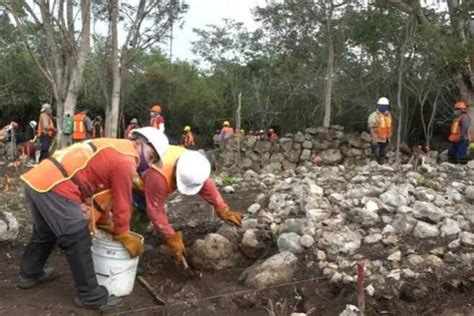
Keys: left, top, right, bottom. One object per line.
{"left": 166, "top": 0, "right": 267, "bottom": 61}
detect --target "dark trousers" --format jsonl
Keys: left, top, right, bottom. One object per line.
{"left": 39, "top": 134, "right": 51, "bottom": 162}
{"left": 20, "top": 187, "right": 108, "bottom": 306}
{"left": 448, "top": 139, "right": 469, "bottom": 164}
{"left": 372, "top": 142, "right": 388, "bottom": 160}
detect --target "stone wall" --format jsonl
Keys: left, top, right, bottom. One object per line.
{"left": 219, "top": 126, "right": 377, "bottom": 172}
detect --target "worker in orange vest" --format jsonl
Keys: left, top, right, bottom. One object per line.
{"left": 125, "top": 118, "right": 139, "bottom": 139}
{"left": 18, "top": 127, "right": 169, "bottom": 311}
{"left": 220, "top": 121, "right": 234, "bottom": 142}
{"left": 37, "top": 103, "right": 57, "bottom": 161}
{"left": 132, "top": 147, "right": 242, "bottom": 267}
{"left": 448, "top": 101, "right": 471, "bottom": 164}
{"left": 367, "top": 97, "right": 392, "bottom": 164}
{"left": 91, "top": 116, "right": 104, "bottom": 138}
{"left": 182, "top": 125, "right": 195, "bottom": 148}
{"left": 72, "top": 107, "right": 92, "bottom": 143}
{"left": 150, "top": 104, "right": 165, "bottom": 132}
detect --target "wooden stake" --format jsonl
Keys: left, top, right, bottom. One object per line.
{"left": 357, "top": 261, "right": 366, "bottom": 316}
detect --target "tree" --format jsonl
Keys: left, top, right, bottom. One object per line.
{"left": 92, "top": 0, "right": 187, "bottom": 137}
{"left": 0, "top": 0, "right": 91, "bottom": 145}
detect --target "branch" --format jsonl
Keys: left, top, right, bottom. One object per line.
{"left": 0, "top": 2, "right": 54, "bottom": 86}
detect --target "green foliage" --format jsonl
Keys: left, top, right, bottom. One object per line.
{"left": 222, "top": 175, "right": 236, "bottom": 185}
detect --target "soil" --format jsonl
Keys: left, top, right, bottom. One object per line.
{"left": 0, "top": 168, "right": 473, "bottom": 315}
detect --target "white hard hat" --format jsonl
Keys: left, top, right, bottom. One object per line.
{"left": 131, "top": 127, "right": 169, "bottom": 158}
{"left": 377, "top": 97, "right": 389, "bottom": 106}
{"left": 41, "top": 103, "right": 51, "bottom": 112}
{"left": 176, "top": 151, "right": 211, "bottom": 195}
{"left": 29, "top": 120, "right": 37, "bottom": 129}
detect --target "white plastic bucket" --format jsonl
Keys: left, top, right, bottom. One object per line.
{"left": 91, "top": 232, "right": 142, "bottom": 297}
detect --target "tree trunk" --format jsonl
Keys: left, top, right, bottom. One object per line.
{"left": 106, "top": 0, "right": 120, "bottom": 138}
{"left": 396, "top": 17, "right": 415, "bottom": 164}
{"left": 236, "top": 92, "right": 242, "bottom": 165}
{"left": 322, "top": 8, "right": 334, "bottom": 128}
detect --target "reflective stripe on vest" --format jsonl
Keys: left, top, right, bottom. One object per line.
{"left": 73, "top": 113, "right": 86, "bottom": 140}
{"left": 21, "top": 138, "right": 138, "bottom": 193}
{"left": 151, "top": 145, "right": 187, "bottom": 194}
{"left": 376, "top": 112, "right": 392, "bottom": 139}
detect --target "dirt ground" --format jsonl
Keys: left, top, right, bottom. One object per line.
{"left": 0, "top": 167, "right": 473, "bottom": 315}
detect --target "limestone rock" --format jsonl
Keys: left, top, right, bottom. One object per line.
{"left": 300, "top": 234, "right": 315, "bottom": 248}
{"left": 322, "top": 228, "right": 362, "bottom": 255}
{"left": 239, "top": 252, "right": 297, "bottom": 289}
{"left": 277, "top": 232, "right": 303, "bottom": 254}
{"left": 460, "top": 232, "right": 474, "bottom": 247}
{"left": 239, "top": 229, "right": 264, "bottom": 258}
{"left": 0, "top": 212, "right": 19, "bottom": 241}
{"left": 300, "top": 149, "right": 311, "bottom": 161}
{"left": 294, "top": 132, "right": 305, "bottom": 143}
{"left": 248, "top": 203, "right": 261, "bottom": 214}
{"left": 189, "top": 234, "right": 240, "bottom": 270}
{"left": 380, "top": 189, "right": 408, "bottom": 208}
{"left": 412, "top": 201, "right": 444, "bottom": 223}
{"left": 465, "top": 186, "right": 474, "bottom": 203}
{"left": 440, "top": 218, "right": 461, "bottom": 237}
{"left": 280, "top": 218, "right": 307, "bottom": 235}
{"left": 320, "top": 149, "right": 343, "bottom": 165}
{"left": 412, "top": 221, "right": 439, "bottom": 238}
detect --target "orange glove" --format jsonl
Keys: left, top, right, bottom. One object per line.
{"left": 217, "top": 207, "right": 242, "bottom": 227}
{"left": 96, "top": 220, "right": 115, "bottom": 235}
{"left": 115, "top": 232, "right": 144, "bottom": 258}
{"left": 166, "top": 232, "right": 186, "bottom": 265}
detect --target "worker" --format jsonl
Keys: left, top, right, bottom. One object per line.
{"left": 448, "top": 101, "right": 471, "bottom": 164}
{"left": 18, "top": 127, "right": 169, "bottom": 311}
{"left": 240, "top": 129, "right": 245, "bottom": 137}
{"left": 213, "top": 129, "right": 220, "bottom": 147}
{"left": 125, "top": 118, "right": 139, "bottom": 139}
{"left": 150, "top": 104, "right": 165, "bottom": 132}
{"left": 37, "top": 103, "right": 56, "bottom": 161}
{"left": 268, "top": 128, "right": 278, "bottom": 141}
{"left": 24, "top": 121, "right": 38, "bottom": 165}
{"left": 72, "top": 107, "right": 92, "bottom": 143}
{"left": 62, "top": 113, "right": 73, "bottom": 146}
{"left": 367, "top": 97, "right": 392, "bottom": 164}
{"left": 91, "top": 116, "right": 104, "bottom": 138}
{"left": 139, "top": 147, "right": 242, "bottom": 266}
{"left": 182, "top": 126, "right": 195, "bottom": 148}
{"left": 220, "top": 121, "right": 234, "bottom": 142}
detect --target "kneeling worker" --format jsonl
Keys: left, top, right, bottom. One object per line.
{"left": 18, "top": 127, "right": 169, "bottom": 311}
{"left": 142, "top": 146, "right": 242, "bottom": 266}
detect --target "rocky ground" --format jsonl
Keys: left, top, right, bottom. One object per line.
{"left": 0, "top": 158, "right": 473, "bottom": 315}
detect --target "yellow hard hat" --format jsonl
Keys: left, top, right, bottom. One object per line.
{"left": 184, "top": 125, "right": 191, "bottom": 132}
{"left": 223, "top": 120, "right": 230, "bottom": 127}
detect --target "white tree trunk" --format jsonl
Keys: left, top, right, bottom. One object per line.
{"left": 106, "top": 0, "right": 121, "bottom": 138}
{"left": 322, "top": 9, "right": 334, "bottom": 128}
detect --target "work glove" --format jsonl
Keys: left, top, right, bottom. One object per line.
{"left": 217, "top": 207, "right": 243, "bottom": 227}
{"left": 166, "top": 232, "right": 186, "bottom": 265}
{"left": 115, "top": 232, "right": 144, "bottom": 258}
{"left": 96, "top": 220, "right": 115, "bottom": 235}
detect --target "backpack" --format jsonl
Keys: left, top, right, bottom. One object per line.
{"left": 63, "top": 116, "right": 73, "bottom": 135}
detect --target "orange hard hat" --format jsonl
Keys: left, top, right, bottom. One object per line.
{"left": 151, "top": 105, "right": 162, "bottom": 113}
{"left": 454, "top": 101, "right": 467, "bottom": 110}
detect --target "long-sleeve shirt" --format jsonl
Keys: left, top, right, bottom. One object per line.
{"left": 151, "top": 115, "right": 165, "bottom": 132}
{"left": 52, "top": 147, "right": 136, "bottom": 235}
{"left": 144, "top": 169, "right": 227, "bottom": 237}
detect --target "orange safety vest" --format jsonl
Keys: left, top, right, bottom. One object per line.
{"left": 73, "top": 113, "right": 87, "bottom": 140}
{"left": 36, "top": 113, "right": 56, "bottom": 137}
{"left": 449, "top": 114, "right": 470, "bottom": 142}
{"left": 375, "top": 112, "right": 392, "bottom": 140}
{"left": 21, "top": 138, "right": 139, "bottom": 193}
{"left": 151, "top": 145, "right": 187, "bottom": 194}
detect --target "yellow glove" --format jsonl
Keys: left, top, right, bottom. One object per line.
{"left": 166, "top": 232, "right": 186, "bottom": 265}
{"left": 115, "top": 232, "right": 144, "bottom": 258}
{"left": 217, "top": 207, "right": 243, "bottom": 227}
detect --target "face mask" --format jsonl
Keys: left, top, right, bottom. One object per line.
{"left": 137, "top": 144, "right": 149, "bottom": 175}
{"left": 378, "top": 105, "right": 388, "bottom": 113}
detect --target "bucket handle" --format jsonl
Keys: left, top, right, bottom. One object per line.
{"left": 109, "top": 266, "right": 135, "bottom": 277}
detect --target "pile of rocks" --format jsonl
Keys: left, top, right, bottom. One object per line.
{"left": 219, "top": 126, "right": 391, "bottom": 171}
{"left": 191, "top": 160, "right": 474, "bottom": 298}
